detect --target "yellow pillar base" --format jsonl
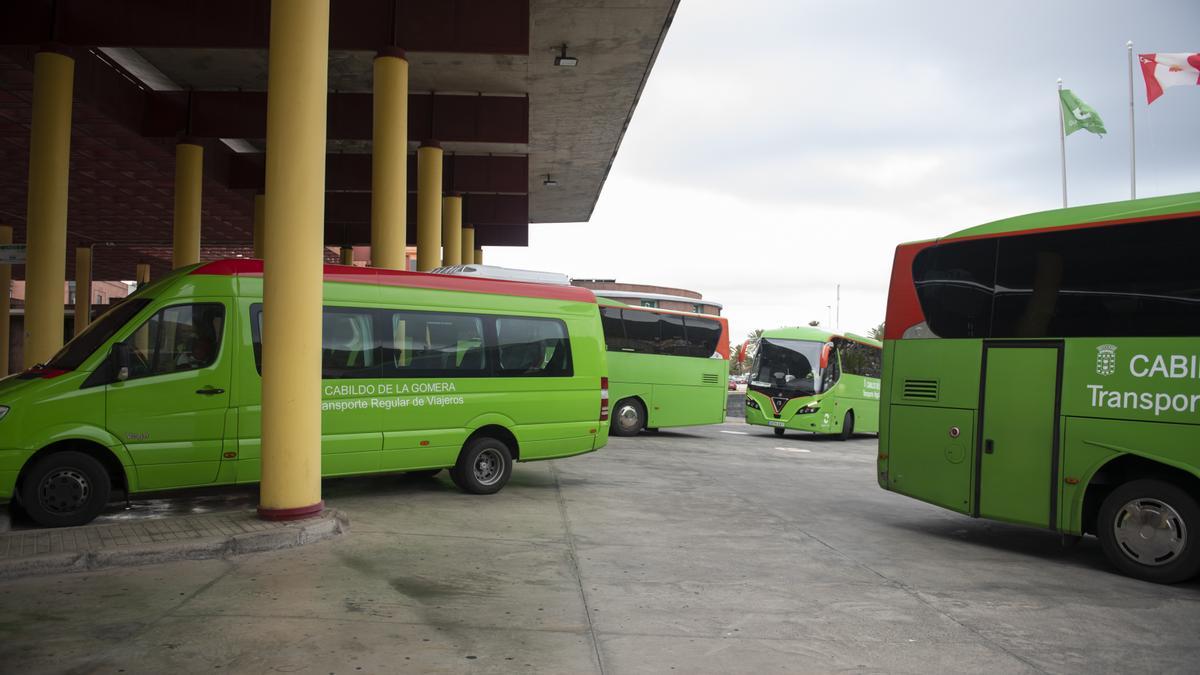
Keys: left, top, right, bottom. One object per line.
{"left": 416, "top": 141, "right": 443, "bottom": 271}
{"left": 74, "top": 247, "right": 91, "bottom": 336}
{"left": 370, "top": 48, "right": 409, "bottom": 269}
{"left": 441, "top": 194, "right": 463, "bottom": 266}
{"left": 258, "top": 0, "right": 330, "bottom": 520}
{"left": 475, "top": 248, "right": 483, "bottom": 265}
{"left": 23, "top": 49, "right": 74, "bottom": 366}
{"left": 0, "top": 225, "right": 11, "bottom": 375}
{"left": 461, "top": 226, "right": 475, "bottom": 265}
{"left": 172, "top": 141, "right": 204, "bottom": 268}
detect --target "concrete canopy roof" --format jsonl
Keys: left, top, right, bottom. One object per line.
{"left": 0, "top": 0, "right": 679, "bottom": 280}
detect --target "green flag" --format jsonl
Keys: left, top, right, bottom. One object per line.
{"left": 1059, "top": 89, "right": 1107, "bottom": 136}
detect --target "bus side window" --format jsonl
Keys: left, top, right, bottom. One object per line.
{"left": 622, "top": 310, "right": 658, "bottom": 354}
{"left": 494, "top": 317, "right": 572, "bottom": 377}
{"left": 657, "top": 314, "right": 687, "bottom": 355}
{"left": 600, "top": 307, "right": 627, "bottom": 352}
{"left": 381, "top": 310, "right": 487, "bottom": 377}
{"left": 683, "top": 317, "right": 722, "bottom": 357}
{"left": 321, "top": 308, "right": 379, "bottom": 379}
{"left": 121, "top": 303, "right": 226, "bottom": 380}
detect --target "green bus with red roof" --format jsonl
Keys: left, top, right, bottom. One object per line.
{"left": 0, "top": 260, "right": 610, "bottom": 527}
{"left": 880, "top": 192, "right": 1200, "bottom": 583}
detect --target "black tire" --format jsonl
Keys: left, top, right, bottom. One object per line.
{"left": 19, "top": 451, "right": 112, "bottom": 528}
{"left": 837, "top": 411, "right": 855, "bottom": 441}
{"left": 405, "top": 469, "right": 442, "bottom": 479}
{"left": 773, "top": 427, "right": 785, "bottom": 437}
{"left": 1097, "top": 479, "right": 1200, "bottom": 584}
{"left": 610, "top": 398, "right": 645, "bottom": 437}
{"left": 449, "top": 437, "right": 513, "bottom": 495}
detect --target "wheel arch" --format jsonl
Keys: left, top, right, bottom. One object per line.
{"left": 15, "top": 439, "right": 131, "bottom": 503}
{"left": 464, "top": 424, "right": 520, "bottom": 462}
{"left": 1081, "top": 453, "right": 1200, "bottom": 535}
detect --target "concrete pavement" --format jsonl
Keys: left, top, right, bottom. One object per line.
{"left": 0, "top": 420, "right": 1196, "bottom": 673}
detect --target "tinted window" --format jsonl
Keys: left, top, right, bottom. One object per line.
{"left": 658, "top": 314, "right": 687, "bottom": 355}
{"left": 683, "top": 316, "right": 722, "bottom": 357}
{"left": 322, "top": 307, "right": 378, "bottom": 378}
{"left": 838, "top": 339, "right": 882, "bottom": 378}
{"left": 912, "top": 238, "right": 996, "bottom": 338}
{"left": 495, "top": 317, "right": 572, "bottom": 377}
{"left": 600, "top": 307, "right": 628, "bottom": 351}
{"left": 384, "top": 311, "right": 486, "bottom": 377}
{"left": 120, "top": 303, "right": 225, "bottom": 380}
{"left": 992, "top": 216, "right": 1200, "bottom": 337}
{"left": 622, "top": 310, "right": 659, "bottom": 353}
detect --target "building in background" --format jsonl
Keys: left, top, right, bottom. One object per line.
{"left": 571, "top": 279, "right": 722, "bottom": 315}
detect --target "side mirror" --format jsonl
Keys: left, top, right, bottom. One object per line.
{"left": 111, "top": 343, "right": 132, "bottom": 382}
{"left": 820, "top": 343, "right": 833, "bottom": 370}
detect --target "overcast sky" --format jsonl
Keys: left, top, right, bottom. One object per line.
{"left": 491, "top": 0, "right": 1200, "bottom": 344}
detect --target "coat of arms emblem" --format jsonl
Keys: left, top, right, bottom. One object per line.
{"left": 1096, "top": 344, "right": 1117, "bottom": 376}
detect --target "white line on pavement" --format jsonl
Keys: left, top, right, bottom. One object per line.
{"left": 776, "top": 447, "right": 811, "bottom": 453}
{"left": 720, "top": 430, "right": 749, "bottom": 435}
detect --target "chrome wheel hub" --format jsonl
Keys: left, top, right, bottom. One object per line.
{"left": 473, "top": 448, "right": 503, "bottom": 486}
{"left": 39, "top": 468, "right": 91, "bottom": 515}
{"left": 1113, "top": 497, "right": 1187, "bottom": 566}
{"left": 617, "top": 405, "right": 640, "bottom": 431}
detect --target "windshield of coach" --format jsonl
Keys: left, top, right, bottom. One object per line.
{"left": 750, "top": 338, "right": 824, "bottom": 395}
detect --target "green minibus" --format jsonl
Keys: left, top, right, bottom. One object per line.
{"left": 598, "top": 301, "right": 730, "bottom": 436}
{"left": 0, "top": 260, "right": 610, "bottom": 528}
{"left": 745, "top": 326, "right": 881, "bottom": 439}
{"left": 880, "top": 192, "right": 1200, "bottom": 583}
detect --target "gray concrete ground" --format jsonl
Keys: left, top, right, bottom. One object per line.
{"left": 0, "top": 419, "right": 1197, "bottom": 674}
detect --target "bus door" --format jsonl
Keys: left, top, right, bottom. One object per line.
{"left": 976, "top": 342, "right": 1063, "bottom": 528}
{"left": 106, "top": 301, "right": 233, "bottom": 490}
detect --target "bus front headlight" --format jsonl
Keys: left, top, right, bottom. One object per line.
{"left": 0, "top": 406, "right": 9, "bottom": 421}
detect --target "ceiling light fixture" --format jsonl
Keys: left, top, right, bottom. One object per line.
{"left": 543, "top": 174, "right": 559, "bottom": 187}
{"left": 554, "top": 43, "right": 578, "bottom": 67}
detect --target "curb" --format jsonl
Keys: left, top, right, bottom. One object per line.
{"left": 0, "top": 509, "right": 349, "bottom": 581}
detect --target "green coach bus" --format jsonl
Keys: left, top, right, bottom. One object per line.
{"left": 745, "top": 326, "right": 882, "bottom": 439}
{"left": 599, "top": 301, "right": 730, "bottom": 436}
{"left": 880, "top": 192, "right": 1200, "bottom": 583}
{"left": 0, "top": 260, "right": 610, "bottom": 528}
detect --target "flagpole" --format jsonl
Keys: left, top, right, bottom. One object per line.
{"left": 1127, "top": 41, "right": 1137, "bottom": 200}
{"left": 1058, "top": 78, "right": 1067, "bottom": 208}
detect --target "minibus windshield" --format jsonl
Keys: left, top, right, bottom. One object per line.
{"left": 44, "top": 299, "right": 152, "bottom": 370}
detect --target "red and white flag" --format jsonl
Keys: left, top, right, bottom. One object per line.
{"left": 1139, "top": 53, "right": 1200, "bottom": 103}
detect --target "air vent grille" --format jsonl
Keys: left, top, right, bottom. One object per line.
{"left": 902, "top": 379, "right": 939, "bottom": 400}
{"left": 702, "top": 374, "right": 720, "bottom": 385}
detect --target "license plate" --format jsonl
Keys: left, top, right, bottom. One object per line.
{"left": 767, "top": 421, "right": 786, "bottom": 428}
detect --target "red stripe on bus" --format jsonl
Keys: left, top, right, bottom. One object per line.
{"left": 884, "top": 241, "right": 933, "bottom": 341}
{"left": 190, "top": 259, "right": 598, "bottom": 304}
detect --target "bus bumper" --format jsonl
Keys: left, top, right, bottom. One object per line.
{"left": 745, "top": 407, "right": 834, "bottom": 433}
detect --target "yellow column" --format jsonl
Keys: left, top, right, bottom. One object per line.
{"left": 252, "top": 193, "right": 266, "bottom": 259}
{"left": 0, "top": 225, "right": 11, "bottom": 375}
{"left": 441, "top": 194, "right": 462, "bottom": 266}
{"left": 461, "top": 226, "right": 475, "bottom": 265}
{"left": 370, "top": 49, "right": 409, "bottom": 269}
{"left": 73, "top": 247, "right": 91, "bottom": 336}
{"left": 23, "top": 49, "right": 74, "bottom": 366}
{"left": 340, "top": 246, "right": 354, "bottom": 265}
{"left": 475, "top": 247, "right": 483, "bottom": 265}
{"left": 259, "top": 0, "right": 329, "bottom": 520}
{"left": 172, "top": 141, "right": 204, "bottom": 268}
{"left": 416, "top": 141, "right": 443, "bottom": 271}
{"left": 136, "top": 263, "right": 151, "bottom": 286}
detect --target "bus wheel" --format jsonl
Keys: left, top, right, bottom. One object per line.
{"left": 450, "top": 437, "right": 513, "bottom": 495}
{"left": 1097, "top": 479, "right": 1200, "bottom": 584}
{"left": 19, "top": 451, "right": 112, "bottom": 528}
{"left": 611, "top": 398, "right": 645, "bottom": 437}
{"left": 837, "top": 411, "right": 855, "bottom": 441}
{"left": 773, "top": 428, "right": 785, "bottom": 437}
